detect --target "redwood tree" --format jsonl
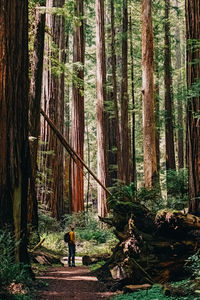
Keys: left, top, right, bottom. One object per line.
{"left": 186, "top": 0, "right": 200, "bottom": 215}
{"left": 40, "top": 0, "right": 65, "bottom": 219}
{"left": 96, "top": 0, "right": 108, "bottom": 217}
{"left": 164, "top": 0, "right": 176, "bottom": 171}
{"left": 71, "top": 0, "right": 85, "bottom": 212}
{"left": 0, "top": 0, "right": 29, "bottom": 263}
{"left": 121, "top": 0, "right": 130, "bottom": 185}
{"left": 142, "top": 0, "right": 158, "bottom": 188}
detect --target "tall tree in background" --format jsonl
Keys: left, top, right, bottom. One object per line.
{"left": 186, "top": 0, "right": 200, "bottom": 215}
{"left": 96, "top": 0, "right": 108, "bottom": 217}
{"left": 28, "top": 6, "right": 46, "bottom": 233}
{"left": 164, "top": 0, "right": 176, "bottom": 173}
{"left": 40, "top": 0, "right": 65, "bottom": 219}
{"left": 71, "top": 0, "right": 85, "bottom": 212}
{"left": 121, "top": 0, "right": 130, "bottom": 185}
{"left": 175, "top": 0, "right": 184, "bottom": 169}
{"left": 106, "top": 0, "right": 122, "bottom": 185}
{"left": 142, "top": 0, "right": 158, "bottom": 189}
{"left": 129, "top": 13, "right": 137, "bottom": 185}
{"left": 0, "top": 0, "right": 29, "bottom": 263}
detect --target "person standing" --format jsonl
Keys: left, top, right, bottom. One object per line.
{"left": 68, "top": 225, "right": 76, "bottom": 267}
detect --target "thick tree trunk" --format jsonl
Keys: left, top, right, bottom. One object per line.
{"left": 164, "top": 0, "right": 176, "bottom": 172}
{"left": 71, "top": 0, "right": 85, "bottom": 212}
{"left": 142, "top": 0, "right": 158, "bottom": 189}
{"left": 186, "top": 0, "right": 200, "bottom": 215}
{"left": 0, "top": 0, "right": 29, "bottom": 263}
{"left": 28, "top": 9, "right": 45, "bottom": 232}
{"left": 40, "top": 0, "right": 65, "bottom": 220}
{"left": 121, "top": 0, "right": 130, "bottom": 185}
{"left": 96, "top": 0, "right": 108, "bottom": 217}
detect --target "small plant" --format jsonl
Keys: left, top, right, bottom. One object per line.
{"left": 185, "top": 249, "right": 200, "bottom": 278}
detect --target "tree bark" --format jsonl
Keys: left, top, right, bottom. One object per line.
{"left": 121, "top": 0, "right": 130, "bottom": 185}
{"left": 71, "top": 0, "right": 85, "bottom": 212}
{"left": 28, "top": 8, "right": 45, "bottom": 233}
{"left": 164, "top": 0, "right": 176, "bottom": 172}
{"left": 0, "top": 0, "right": 29, "bottom": 263}
{"left": 186, "top": 0, "right": 200, "bottom": 215}
{"left": 96, "top": 0, "right": 108, "bottom": 217}
{"left": 40, "top": 0, "right": 65, "bottom": 220}
{"left": 129, "top": 13, "right": 137, "bottom": 185}
{"left": 142, "top": 0, "right": 158, "bottom": 189}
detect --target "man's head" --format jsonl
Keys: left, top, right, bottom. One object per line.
{"left": 70, "top": 225, "right": 75, "bottom": 231}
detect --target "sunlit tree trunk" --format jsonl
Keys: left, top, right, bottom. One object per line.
{"left": 28, "top": 8, "right": 45, "bottom": 233}
{"left": 121, "top": 0, "right": 130, "bottom": 185}
{"left": 186, "top": 0, "right": 200, "bottom": 215}
{"left": 71, "top": 0, "right": 85, "bottom": 212}
{"left": 0, "top": 0, "right": 29, "bottom": 263}
{"left": 142, "top": 0, "right": 158, "bottom": 189}
{"left": 164, "top": 0, "right": 176, "bottom": 172}
{"left": 40, "top": 0, "right": 65, "bottom": 220}
{"left": 96, "top": 0, "right": 108, "bottom": 217}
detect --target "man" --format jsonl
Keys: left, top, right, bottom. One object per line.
{"left": 68, "top": 225, "right": 76, "bottom": 267}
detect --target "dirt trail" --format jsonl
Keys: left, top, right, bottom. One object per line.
{"left": 36, "top": 265, "right": 117, "bottom": 300}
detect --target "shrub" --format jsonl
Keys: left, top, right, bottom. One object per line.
{"left": 0, "top": 229, "right": 33, "bottom": 291}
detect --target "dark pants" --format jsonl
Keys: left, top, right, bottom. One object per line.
{"left": 68, "top": 242, "right": 75, "bottom": 266}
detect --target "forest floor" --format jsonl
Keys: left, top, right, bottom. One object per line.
{"left": 36, "top": 260, "right": 118, "bottom": 300}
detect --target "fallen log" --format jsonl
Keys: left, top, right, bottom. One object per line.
{"left": 95, "top": 191, "right": 200, "bottom": 288}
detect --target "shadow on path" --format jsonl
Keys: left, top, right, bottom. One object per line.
{"left": 36, "top": 266, "right": 117, "bottom": 300}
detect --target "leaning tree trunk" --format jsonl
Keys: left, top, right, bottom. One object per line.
{"left": 142, "top": 0, "right": 158, "bottom": 189}
{"left": 40, "top": 0, "right": 65, "bottom": 220}
{"left": 0, "top": 0, "right": 30, "bottom": 263}
{"left": 71, "top": 0, "right": 85, "bottom": 212}
{"left": 186, "top": 0, "right": 200, "bottom": 215}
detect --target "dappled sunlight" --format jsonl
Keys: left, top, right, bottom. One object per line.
{"left": 37, "top": 275, "right": 98, "bottom": 281}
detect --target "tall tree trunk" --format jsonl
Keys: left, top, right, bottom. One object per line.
{"left": 142, "top": 0, "right": 158, "bottom": 189}
{"left": 121, "top": 0, "right": 130, "bottom": 185}
{"left": 129, "top": 13, "right": 137, "bottom": 185}
{"left": 175, "top": 0, "right": 184, "bottom": 169}
{"left": 0, "top": 0, "right": 29, "bottom": 263}
{"left": 106, "top": 0, "right": 122, "bottom": 186}
{"left": 28, "top": 8, "right": 45, "bottom": 233}
{"left": 164, "top": 0, "right": 176, "bottom": 172}
{"left": 96, "top": 0, "right": 108, "bottom": 217}
{"left": 186, "top": 0, "right": 200, "bottom": 215}
{"left": 71, "top": 0, "right": 85, "bottom": 212}
{"left": 40, "top": 0, "right": 65, "bottom": 220}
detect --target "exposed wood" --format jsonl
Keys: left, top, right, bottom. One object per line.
{"left": 40, "top": 109, "right": 111, "bottom": 196}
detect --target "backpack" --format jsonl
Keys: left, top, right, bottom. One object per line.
{"left": 64, "top": 232, "right": 71, "bottom": 243}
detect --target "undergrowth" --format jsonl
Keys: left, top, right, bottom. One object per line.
{"left": 0, "top": 229, "right": 34, "bottom": 299}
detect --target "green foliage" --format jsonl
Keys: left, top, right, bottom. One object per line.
{"left": 112, "top": 285, "right": 174, "bottom": 300}
{"left": 165, "top": 168, "right": 188, "bottom": 210}
{"left": 0, "top": 229, "right": 33, "bottom": 295}
{"left": 112, "top": 284, "right": 198, "bottom": 300}
{"left": 185, "top": 250, "right": 200, "bottom": 278}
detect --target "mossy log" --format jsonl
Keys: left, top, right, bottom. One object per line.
{"left": 98, "top": 199, "right": 200, "bottom": 287}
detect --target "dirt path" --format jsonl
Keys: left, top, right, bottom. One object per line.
{"left": 36, "top": 265, "right": 117, "bottom": 300}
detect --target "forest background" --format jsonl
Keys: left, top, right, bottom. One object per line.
{"left": 0, "top": 0, "right": 200, "bottom": 298}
